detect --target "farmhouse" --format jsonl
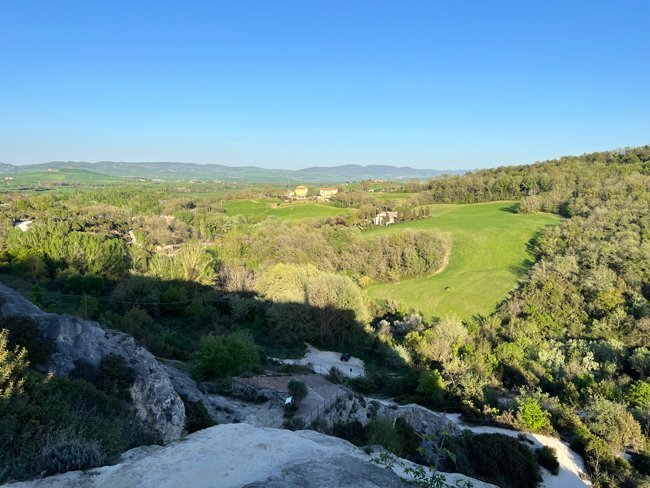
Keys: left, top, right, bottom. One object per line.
{"left": 319, "top": 187, "right": 339, "bottom": 199}
{"left": 372, "top": 211, "right": 398, "bottom": 226}
{"left": 294, "top": 185, "right": 309, "bottom": 198}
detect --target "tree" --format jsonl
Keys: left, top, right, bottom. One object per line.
{"left": 584, "top": 397, "right": 644, "bottom": 453}
{"left": 516, "top": 396, "right": 551, "bottom": 433}
{"left": 305, "top": 272, "right": 368, "bottom": 344}
{"left": 416, "top": 370, "right": 445, "bottom": 405}
{"left": 627, "top": 381, "right": 650, "bottom": 408}
{"left": 190, "top": 333, "right": 260, "bottom": 380}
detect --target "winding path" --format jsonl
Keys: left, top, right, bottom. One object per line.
{"left": 442, "top": 413, "right": 591, "bottom": 488}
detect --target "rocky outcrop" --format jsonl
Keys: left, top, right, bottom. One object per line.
{"left": 160, "top": 360, "right": 246, "bottom": 424}
{"left": 9, "top": 424, "right": 496, "bottom": 488}
{"left": 0, "top": 282, "right": 185, "bottom": 444}
{"left": 242, "top": 456, "right": 406, "bottom": 487}
{"left": 317, "top": 394, "right": 461, "bottom": 439}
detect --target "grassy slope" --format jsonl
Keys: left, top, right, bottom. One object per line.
{"left": 222, "top": 199, "right": 353, "bottom": 219}
{"left": 365, "top": 202, "right": 560, "bottom": 321}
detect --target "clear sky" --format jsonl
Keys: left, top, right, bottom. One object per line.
{"left": 1, "top": 1, "right": 649, "bottom": 169}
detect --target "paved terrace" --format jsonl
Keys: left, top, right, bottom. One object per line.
{"left": 237, "top": 373, "right": 347, "bottom": 421}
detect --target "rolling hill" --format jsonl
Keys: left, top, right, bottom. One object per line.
{"left": 0, "top": 161, "right": 463, "bottom": 183}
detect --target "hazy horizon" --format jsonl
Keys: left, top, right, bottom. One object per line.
{"left": 1, "top": 1, "right": 649, "bottom": 169}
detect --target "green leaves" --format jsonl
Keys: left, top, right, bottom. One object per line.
{"left": 190, "top": 333, "right": 260, "bottom": 380}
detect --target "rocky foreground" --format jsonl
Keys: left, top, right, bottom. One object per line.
{"left": 9, "top": 423, "right": 493, "bottom": 488}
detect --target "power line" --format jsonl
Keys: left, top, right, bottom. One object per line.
{"left": 0, "top": 288, "right": 221, "bottom": 306}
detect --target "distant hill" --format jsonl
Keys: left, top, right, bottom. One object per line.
{"left": 0, "top": 161, "right": 463, "bottom": 183}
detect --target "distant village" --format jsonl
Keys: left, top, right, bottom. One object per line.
{"left": 284, "top": 185, "right": 400, "bottom": 226}
{"left": 284, "top": 185, "right": 339, "bottom": 202}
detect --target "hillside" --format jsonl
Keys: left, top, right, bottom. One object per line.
{"left": 0, "top": 145, "right": 648, "bottom": 487}
{"left": 0, "top": 161, "right": 462, "bottom": 183}
{"left": 366, "top": 202, "right": 560, "bottom": 320}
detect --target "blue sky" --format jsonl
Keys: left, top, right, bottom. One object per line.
{"left": 1, "top": 1, "right": 649, "bottom": 169}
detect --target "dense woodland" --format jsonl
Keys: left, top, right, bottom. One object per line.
{"left": 0, "top": 146, "right": 649, "bottom": 485}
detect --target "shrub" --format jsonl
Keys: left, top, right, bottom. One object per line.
{"left": 584, "top": 397, "right": 644, "bottom": 453}
{"left": 628, "top": 381, "right": 650, "bottom": 408}
{"left": 40, "top": 438, "right": 105, "bottom": 474}
{"left": 181, "top": 396, "right": 216, "bottom": 434}
{"left": 288, "top": 379, "right": 308, "bottom": 408}
{"left": 366, "top": 415, "right": 422, "bottom": 459}
{"left": 516, "top": 396, "right": 551, "bottom": 433}
{"left": 285, "top": 417, "right": 305, "bottom": 431}
{"left": 0, "top": 373, "right": 155, "bottom": 483}
{"left": 446, "top": 432, "right": 542, "bottom": 488}
{"left": 0, "top": 315, "right": 53, "bottom": 365}
{"left": 332, "top": 420, "right": 370, "bottom": 446}
{"left": 393, "top": 417, "right": 421, "bottom": 458}
{"left": 328, "top": 366, "right": 345, "bottom": 384}
{"left": 536, "top": 446, "right": 560, "bottom": 475}
{"left": 416, "top": 369, "right": 445, "bottom": 405}
{"left": 94, "top": 354, "right": 135, "bottom": 401}
{"left": 190, "top": 333, "right": 261, "bottom": 380}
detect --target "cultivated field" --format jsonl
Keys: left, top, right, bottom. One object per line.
{"left": 221, "top": 199, "right": 353, "bottom": 219}
{"left": 366, "top": 202, "right": 560, "bottom": 320}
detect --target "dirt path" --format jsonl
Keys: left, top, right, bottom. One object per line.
{"left": 276, "top": 344, "right": 365, "bottom": 378}
{"left": 443, "top": 413, "right": 591, "bottom": 488}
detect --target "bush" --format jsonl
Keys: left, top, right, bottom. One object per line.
{"left": 0, "top": 315, "right": 53, "bottom": 365}
{"left": 536, "top": 446, "right": 560, "bottom": 475}
{"left": 516, "top": 396, "right": 551, "bottom": 433}
{"left": 0, "top": 373, "right": 155, "bottom": 483}
{"left": 190, "top": 333, "right": 261, "bottom": 380}
{"left": 40, "top": 437, "right": 105, "bottom": 474}
{"left": 628, "top": 381, "right": 650, "bottom": 408}
{"left": 288, "top": 379, "right": 308, "bottom": 408}
{"left": 332, "top": 420, "right": 370, "bottom": 446}
{"left": 446, "top": 432, "right": 542, "bottom": 488}
{"left": 584, "top": 397, "right": 644, "bottom": 453}
{"left": 94, "top": 354, "right": 135, "bottom": 401}
{"left": 181, "top": 396, "right": 216, "bottom": 434}
{"left": 285, "top": 417, "right": 305, "bottom": 431}
{"left": 416, "top": 369, "right": 445, "bottom": 406}
{"left": 393, "top": 417, "right": 421, "bottom": 458}
{"left": 327, "top": 366, "right": 345, "bottom": 384}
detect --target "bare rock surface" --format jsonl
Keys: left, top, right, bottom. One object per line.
{"left": 242, "top": 455, "right": 406, "bottom": 488}
{"left": 317, "top": 394, "right": 460, "bottom": 439}
{"left": 9, "top": 424, "right": 408, "bottom": 488}
{"left": 0, "top": 282, "right": 185, "bottom": 444}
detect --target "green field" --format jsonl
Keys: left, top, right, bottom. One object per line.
{"left": 0, "top": 169, "right": 129, "bottom": 190}
{"left": 222, "top": 199, "right": 353, "bottom": 219}
{"left": 366, "top": 202, "right": 560, "bottom": 320}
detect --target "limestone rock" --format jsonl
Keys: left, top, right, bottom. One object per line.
{"left": 8, "top": 424, "right": 408, "bottom": 488}
{"left": 317, "top": 394, "right": 460, "bottom": 439}
{"left": 0, "top": 282, "right": 185, "bottom": 444}
{"left": 242, "top": 456, "right": 406, "bottom": 487}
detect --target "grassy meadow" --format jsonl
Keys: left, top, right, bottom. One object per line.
{"left": 366, "top": 202, "right": 561, "bottom": 320}
{"left": 221, "top": 199, "right": 353, "bottom": 219}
